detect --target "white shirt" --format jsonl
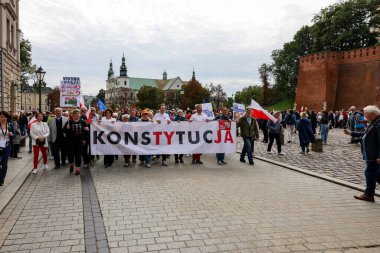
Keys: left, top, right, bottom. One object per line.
{"left": 101, "top": 117, "right": 116, "bottom": 123}
{"left": 190, "top": 112, "right": 208, "bottom": 122}
{"left": 153, "top": 112, "right": 171, "bottom": 122}
{"left": 0, "top": 124, "right": 10, "bottom": 142}
{"left": 30, "top": 121, "right": 50, "bottom": 147}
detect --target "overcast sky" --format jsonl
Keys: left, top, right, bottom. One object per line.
{"left": 20, "top": 0, "right": 338, "bottom": 96}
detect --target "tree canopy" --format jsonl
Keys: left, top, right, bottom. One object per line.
{"left": 180, "top": 78, "right": 210, "bottom": 110}
{"left": 137, "top": 86, "right": 165, "bottom": 109}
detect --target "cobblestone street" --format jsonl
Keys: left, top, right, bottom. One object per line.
{"left": 245, "top": 128, "right": 366, "bottom": 186}
{"left": 1, "top": 150, "right": 380, "bottom": 252}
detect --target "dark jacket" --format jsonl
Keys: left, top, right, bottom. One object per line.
{"left": 267, "top": 119, "right": 281, "bottom": 134}
{"left": 237, "top": 116, "right": 259, "bottom": 139}
{"left": 351, "top": 116, "right": 380, "bottom": 161}
{"left": 297, "top": 118, "right": 316, "bottom": 146}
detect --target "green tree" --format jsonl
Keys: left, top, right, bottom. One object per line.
{"left": 208, "top": 83, "right": 227, "bottom": 111}
{"left": 96, "top": 89, "right": 106, "bottom": 103}
{"left": 137, "top": 86, "right": 165, "bottom": 109}
{"left": 234, "top": 85, "right": 263, "bottom": 106}
{"left": 47, "top": 86, "right": 60, "bottom": 112}
{"left": 180, "top": 77, "right": 210, "bottom": 110}
{"left": 271, "top": 26, "right": 314, "bottom": 105}
{"left": 311, "top": 0, "right": 379, "bottom": 52}
{"left": 258, "top": 63, "right": 272, "bottom": 106}
{"left": 20, "top": 33, "right": 36, "bottom": 88}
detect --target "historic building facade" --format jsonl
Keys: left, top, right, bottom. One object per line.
{"left": 105, "top": 54, "right": 189, "bottom": 108}
{"left": 295, "top": 45, "right": 380, "bottom": 111}
{"left": 0, "top": 0, "right": 20, "bottom": 112}
{"left": 21, "top": 85, "right": 52, "bottom": 113}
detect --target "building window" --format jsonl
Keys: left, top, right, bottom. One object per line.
{"left": 45, "top": 99, "right": 47, "bottom": 103}
{"left": 45, "top": 106, "right": 48, "bottom": 110}
{"left": 124, "top": 81, "right": 127, "bottom": 85}
{"left": 11, "top": 25, "right": 14, "bottom": 45}
{"left": 28, "top": 106, "right": 31, "bottom": 110}
{"left": 6, "top": 19, "right": 10, "bottom": 43}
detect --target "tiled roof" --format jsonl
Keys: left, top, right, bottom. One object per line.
{"left": 24, "top": 85, "right": 53, "bottom": 94}
{"left": 128, "top": 77, "right": 157, "bottom": 90}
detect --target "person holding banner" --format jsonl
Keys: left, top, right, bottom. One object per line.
{"left": 139, "top": 109, "right": 153, "bottom": 168}
{"left": 122, "top": 114, "right": 132, "bottom": 167}
{"left": 215, "top": 106, "right": 230, "bottom": 165}
{"left": 189, "top": 104, "right": 210, "bottom": 164}
{"left": 80, "top": 107, "right": 91, "bottom": 167}
{"left": 153, "top": 104, "right": 171, "bottom": 166}
{"left": 238, "top": 108, "right": 259, "bottom": 165}
{"left": 174, "top": 109, "right": 186, "bottom": 163}
{"left": 48, "top": 108, "right": 68, "bottom": 169}
{"left": 267, "top": 112, "right": 283, "bottom": 155}
{"left": 64, "top": 109, "right": 89, "bottom": 175}
{"left": 102, "top": 109, "right": 116, "bottom": 167}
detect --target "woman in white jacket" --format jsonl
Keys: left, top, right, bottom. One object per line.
{"left": 30, "top": 113, "right": 50, "bottom": 174}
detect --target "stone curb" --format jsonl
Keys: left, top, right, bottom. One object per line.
{"left": 236, "top": 151, "right": 380, "bottom": 197}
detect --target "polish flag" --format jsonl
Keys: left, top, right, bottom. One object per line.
{"left": 28, "top": 116, "right": 36, "bottom": 129}
{"left": 86, "top": 100, "right": 92, "bottom": 124}
{"left": 77, "top": 94, "right": 85, "bottom": 108}
{"left": 250, "top": 99, "right": 277, "bottom": 122}
{"left": 300, "top": 106, "right": 304, "bottom": 112}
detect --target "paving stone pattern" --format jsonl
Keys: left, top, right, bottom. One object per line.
{"left": 90, "top": 155, "right": 380, "bottom": 253}
{"left": 0, "top": 167, "right": 84, "bottom": 253}
{"left": 244, "top": 128, "right": 366, "bottom": 186}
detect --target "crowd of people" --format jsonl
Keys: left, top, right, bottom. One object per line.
{"left": 0, "top": 103, "right": 378, "bottom": 203}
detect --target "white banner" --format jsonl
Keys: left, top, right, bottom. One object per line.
{"left": 60, "top": 77, "right": 81, "bottom": 107}
{"left": 90, "top": 121, "right": 236, "bottom": 155}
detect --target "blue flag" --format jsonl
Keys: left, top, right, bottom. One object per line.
{"left": 98, "top": 99, "right": 107, "bottom": 111}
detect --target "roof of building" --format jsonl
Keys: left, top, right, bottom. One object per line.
{"left": 24, "top": 85, "right": 53, "bottom": 94}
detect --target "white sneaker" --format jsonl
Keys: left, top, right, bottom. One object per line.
{"left": 162, "top": 161, "right": 168, "bottom": 166}
{"left": 278, "top": 152, "right": 285, "bottom": 156}
{"left": 32, "top": 168, "right": 38, "bottom": 174}
{"left": 267, "top": 151, "right": 273, "bottom": 154}
{"left": 44, "top": 164, "right": 49, "bottom": 169}
{"left": 145, "top": 163, "right": 151, "bottom": 168}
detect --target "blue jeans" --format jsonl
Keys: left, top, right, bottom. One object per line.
{"left": 20, "top": 124, "right": 26, "bottom": 136}
{"left": 216, "top": 153, "right": 225, "bottom": 162}
{"left": 321, "top": 124, "right": 329, "bottom": 144}
{"left": 364, "top": 161, "right": 380, "bottom": 197}
{"left": 241, "top": 137, "right": 254, "bottom": 162}
{"left": 140, "top": 155, "right": 152, "bottom": 164}
{"left": 0, "top": 144, "right": 12, "bottom": 182}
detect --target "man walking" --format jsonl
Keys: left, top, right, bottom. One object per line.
{"left": 48, "top": 108, "right": 68, "bottom": 169}
{"left": 238, "top": 107, "right": 259, "bottom": 165}
{"left": 344, "top": 105, "right": 380, "bottom": 202}
{"left": 153, "top": 104, "right": 171, "bottom": 166}
{"left": 284, "top": 110, "right": 296, "bottom": 143}
{"left": 189, "top": 104, "right": 209, "bottom": 164}
{"left": 215, "top": 106, "right": 230, "bottom": 165}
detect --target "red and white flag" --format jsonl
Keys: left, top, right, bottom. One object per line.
{"left": 300, "top": 106, "right": 304, "bottom": 112}
{"left": 86, "top": 99, "right": 92, "bottom": 124}
{"left": 28, "top": 116, "right": 36, "bottom": 129}
{"left": 250, "top": 99, "right": 277, "bottom": 122}
{"left": 77, "top": 94, "right": 85, "bottom": 108}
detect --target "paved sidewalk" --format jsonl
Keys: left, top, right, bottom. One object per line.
{"left": 0, "top": 146, "right": 34, "bottom": 213}
{"left": 243, "top": 128, "right": 366, "bottom": 186}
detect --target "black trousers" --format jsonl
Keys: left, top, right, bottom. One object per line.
{"left": 12, "top": 144, "right": 20, "bottom": 158}
{"left": 267, "top": 133, "right": 281, "bottom": 153}
{"left": 262, "top": 127, "right": 268, "bottom": 142}
{"left": 174, "top": 154, "right": 183, "bottom": 160}
{"left": 104, "top": 155, "right": 114, "bottom": 166}
{"left": 51, "top": 139, "right": 67, "bottom": 167}
{"left": 68, "top": 141, "right": 82, "bottom": 167}
{"left": 82, "top": 142, "right": 90, "bottom": 165}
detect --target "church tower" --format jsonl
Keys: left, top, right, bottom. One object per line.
{"left": 163, "top": 70, "right": 167, "bottom": 80}
{"left": 107, "top": 60, "right": 114, "bottom": 79}
{"left": 120, "top": 53, "right": 128, "bottom": 77}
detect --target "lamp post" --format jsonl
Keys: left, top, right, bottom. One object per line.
{"left": 35, "top": 66, "right": 46, "bottom": 112}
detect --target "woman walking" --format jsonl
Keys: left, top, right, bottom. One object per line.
{"left": 267, "top": 112, "right": 283, "bottom": 155}
{"left": 64, "top": 109, "right": 89, "bottom": 175}
{"left": 11, "top": 114, "right": 22, "bottom": 159}
{"left": 30, "top": 113, "right": 50, "bottom": 174}
{"left": 297, "top": 112, "right": 316, "bottom": 154}
{"left": 101, "top": 109, "right": 116, "bottom": 167}
{"left": 0, "top": 111, "right": 14, "bottom": 186}
{"left": 174, "top": 109, "right": 186, "bottom": 163}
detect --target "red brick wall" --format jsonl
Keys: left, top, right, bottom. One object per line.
{"left": 295, "top": 46, "right": 380, "bottom": 111}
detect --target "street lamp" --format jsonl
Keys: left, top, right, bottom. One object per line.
{"left": 35, "top": 66, "right": 46, "bottom": 112}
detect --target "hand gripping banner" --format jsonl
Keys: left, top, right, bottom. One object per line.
{"left": 90, "top": 121, "right": 237, "bottom": 155}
